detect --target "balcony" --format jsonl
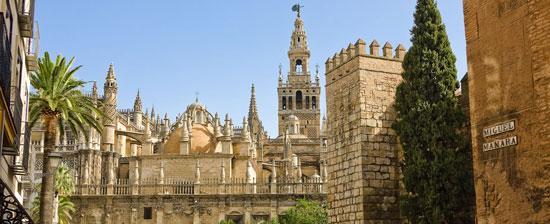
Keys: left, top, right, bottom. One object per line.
{"left": 0, "top": 178, "right": 34, "bottom": 223}
{"left": 25, "top": 54, "right": 37, "bottom": 72}
{"left": 17, "top": 14, "right": 32, "bottom": 38}
{"left": 17, "top": 0, "right": 35, "bottom": 38}
{"left": 10, "top": 122, "right": 31, "bottom": 175}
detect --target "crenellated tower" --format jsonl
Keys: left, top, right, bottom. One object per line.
{"left": 102, "top": 64, "right": 118, "bottom": 152}
{"left": 277, "top": 10, "right": 321, "bottom": 138}
{"left": 325, "top": 38, "right": 405, "bottom": 223}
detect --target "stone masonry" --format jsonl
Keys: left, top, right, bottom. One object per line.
{"left": 325, "top": 39, "right": 405, "bottom": 223}
{"left": 463, "top": 0, "right": 550, "bottom": 223}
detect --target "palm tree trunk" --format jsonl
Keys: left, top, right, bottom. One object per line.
{"left": 39, "top": 116, "right": 57, "bottom": 224}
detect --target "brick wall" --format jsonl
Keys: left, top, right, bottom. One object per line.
{"left": 463, "top": 0, "right": 550, "bottom": 222}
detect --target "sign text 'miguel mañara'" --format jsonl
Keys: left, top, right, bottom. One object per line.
{"left": 482, "top": 120, "right": 515, "bottom": 137}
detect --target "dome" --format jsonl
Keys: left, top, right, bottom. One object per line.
{"left": 187, "top": 97, "right": 205, "bottom": 111}
{"left": 190, "top": 124, "right": 216, "bottom": 153}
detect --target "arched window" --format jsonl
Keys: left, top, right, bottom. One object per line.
{"left": 312, "top": 96, "right": 317, "bottom": 110}
{"left": 296, "top": 91, "right": 303, "bottom": 110}
{"left": 288, "top": 96, "right": 293, "bottom": 110}
{"left": 282, "top": 97, "right": 287, "bottom": 110}
{"left": 305, "top": 96, "right": 310, "bottom": 109}
{"left": 295, "top": 59, "right": 303, "bottom": 73}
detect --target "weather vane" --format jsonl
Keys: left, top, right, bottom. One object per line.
{"left": 195, "top": 91, "right": 199, "bottom": 102}
{"left": 292, "top": 4, "right": 302, "bottom": 17}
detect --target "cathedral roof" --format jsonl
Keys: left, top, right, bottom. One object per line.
{"left": 187, "top": 97, "right": 206, "bottom": 111}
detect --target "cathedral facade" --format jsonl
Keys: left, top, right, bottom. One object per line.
{"left": 28, "top": 11, "right": 326, "bottom": 224}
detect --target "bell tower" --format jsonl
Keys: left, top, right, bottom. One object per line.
{"left": 277, "top": 6, "right": 321, "bottom": 138}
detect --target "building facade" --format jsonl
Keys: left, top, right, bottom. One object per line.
{"left": 463, "top": 0, "right": 550, "bottom": 223}
{"left": 0, "top": 0, "right": 37, "bottom": 222}
{"left": 29, "top": 11, "right": 326, "bottom": 224}
{"left": 325, "top": 39, "right": 405, "bottom": 223}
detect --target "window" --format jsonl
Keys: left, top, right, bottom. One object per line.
{"left": 305, "top": 96, "right": 310, "bottom": 109}
{"left": 282, "top": 97, "right": 287, "bottom": 110}
{"left": 288, "top": 96, "right": 293, "bottom": 110}
{"left": 312, "top": 96, "right": 317, "bottom": 110}
{"left": 295, "top": 59, "right": 303, "bottom": 73}
{"left": 144, "top": 207, "right": 152, "bottom": 219}
{"left": 296, "top": 91, "right": 303, "bottom": 110}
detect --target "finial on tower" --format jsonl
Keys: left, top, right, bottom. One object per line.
{"left": 292, "top": 4, "right": 302, "bottom": 17}
{"left": 106, "top": 63, "right": 116, "bottom": 80}
{"left": 315, "top": 64, "right": 320, "bottom": 83}
{"left": 278, "top": 64, "right": 283, "bottom": 80}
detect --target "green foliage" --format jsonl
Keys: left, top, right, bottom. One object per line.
{"left": 218, "top": 200, "right": 326, "bottom": 224}
{"left": 253, "top": 219, "right": 280, "bottom": 224}
{"left": 31, "top": 165, "right": 77, "bottom": 224}
{"left": 55, "top": 164, "right": 75, "bottom": 195}
{"left": 278, "top": 199, "right": 328, "bottom": 224}
{"left": 28, "top": 52, "right": 104, "bottom": 139}
{"left": 393, "top": 0, "right": 475, "bottom": 223}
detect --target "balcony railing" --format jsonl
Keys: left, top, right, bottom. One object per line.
{"left": 0, "top": 178, "right": 33, "bottom": 223}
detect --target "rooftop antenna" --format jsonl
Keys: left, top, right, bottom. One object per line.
{"left": 292, "top": 4, "right": 302, "bottom": 17}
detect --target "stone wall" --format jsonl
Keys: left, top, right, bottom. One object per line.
{"left": 325, "top": 39, "right": 404, "bottom": 223}
{"left": 128, "top": 155, "right": 238, "bottom": 180}
{"left": 72, "top": 194, "right": 325, "bottom": 224}
{"left": 463, "top": 0, "right": 550, "bottom": 223}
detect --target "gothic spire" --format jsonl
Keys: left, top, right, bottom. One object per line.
{"left": 133, "top": 90, "right": 142, "bottom": 112}
{"left": 248, "top": 84, "right": 258, "bottom": 120}
{"left": 92, "top": 81, "right": 98, "bottom": 97}
{"left": 150, "top": 105, "right": 155, "bottom": 120}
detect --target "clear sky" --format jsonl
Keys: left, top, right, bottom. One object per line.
{"left": 36, "top": 1, "right": 466, "bottom": 137}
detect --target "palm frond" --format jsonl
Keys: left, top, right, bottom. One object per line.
{"left": 29, "top": 52, "right": 105, "bottom": 137}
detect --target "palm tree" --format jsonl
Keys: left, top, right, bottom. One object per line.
{"left": 29, "top": 52, "right": 103, "bottom": 224}
{"left": 54, "top": 164, "right": 75, "bottom": 195}
{"left": 31, "top": 165, "right": 77, "bottom": 224}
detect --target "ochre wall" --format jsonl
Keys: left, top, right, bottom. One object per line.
{"left": 463, "top": 0, "right": 550, "bottom": 222}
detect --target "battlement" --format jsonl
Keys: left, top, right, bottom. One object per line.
{"left": 325, "top": 39, "right": 406, "bottom": 73}
{"left": 118, "top": 108, "right": 134, "bottom": 114}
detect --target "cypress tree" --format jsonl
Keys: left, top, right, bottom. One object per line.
{"left": 393, "top": 0, "right": 475, "bottom": 223}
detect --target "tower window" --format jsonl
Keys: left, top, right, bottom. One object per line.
{"left": 295, "top": 59, "right": 303, "bottom": 73}
{"left": 288, "top": 96, "right": 293, "bottom": 110}
{"left": 305, "top": 96, "right": 310, "bottom": 109}
{"left": 282, "top": 97, "right": 287, "bottom": 110}
{"left": 312, "top": 96, "right": 317, "bottom": 110}
{"left": 296, "top": 91, "right": 303, "bottom": 110}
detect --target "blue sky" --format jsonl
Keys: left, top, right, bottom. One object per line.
{"left": 36, "top": 1, "right": 466, "bottom": 137}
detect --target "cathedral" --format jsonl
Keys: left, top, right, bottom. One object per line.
{"left": 28, "top": 10, "right": 327, "bottom": 224}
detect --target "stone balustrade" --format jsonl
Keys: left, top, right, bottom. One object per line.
{"left": 75, "top": 176, "right": 325, "bottom": 196}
